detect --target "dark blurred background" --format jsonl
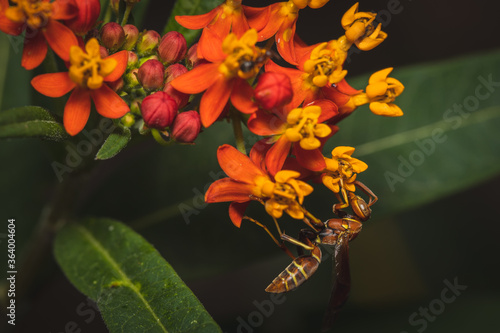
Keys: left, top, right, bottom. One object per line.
{"left": 2, "top": 0, "right": 500, "bottom": 332}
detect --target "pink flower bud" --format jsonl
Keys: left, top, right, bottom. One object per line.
{"left": 138, "top": 59, "right": 164, "bottom": 91}
{"left": 99, "top": 46, "right": 109, "bottom": 59}
{"left": 107, "top": 78, "right": 124, "bottom": 92}
{"left": 122, "top": 24, "right": 139, "bottom": 51}
{"left": 64, "top": 0, "right": 101, "bottom": 35}
{"left": 254, "top": 72, "right": 293, "bottom": 110}
{"left": 127, "top": 51, "right": 138, "bottom": 69}
{"left": 186, "top": 43, "right": 204, "bottom": 68}
{"left": 100, "top": 22, "right": 125, "bottom": 52}
{"left": 163, "top": 64, "right": 189, "bottom": 108}
{"left": 141, "top": 92, "right": 178, "bottom": 129}
{"left": 158, "top": 31, "right": 187, "bottom": 65}
{"left": 171, "top": 111, "right": 201, "bottom": 143}
{"left": 136, "top": 30, "right": 160, "bottom": 56}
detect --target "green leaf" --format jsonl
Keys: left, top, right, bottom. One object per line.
{"left": 54, "top": 218, "right": 222, "bottom": 333}
{"left": 95, "top": 125, "right": 131, "bottom": 160}
{"left": 321, "top": 49, "right": 500, "bottom": 216}
{"left": 0, "top": 106, "right": 68, "bottom": 141}
{"left": 163, "top": 0, "right": 222, "bottom": 45}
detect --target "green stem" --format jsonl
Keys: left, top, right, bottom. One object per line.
{"left": 121, "top": 4, "right": 133, "bottom": 26}
{"left": 230, "top": 109, "right": 247, "bottom": 154}
{"left": 103, "top": 1, "right": 113, "bottom": 24}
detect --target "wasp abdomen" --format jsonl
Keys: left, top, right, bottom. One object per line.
{"left": 265, "top": 256, "right": 320, "bottom": 293}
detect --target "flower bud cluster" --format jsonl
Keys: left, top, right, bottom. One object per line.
{"left": 97, "top": 24, "right": 200, "bottom": 144}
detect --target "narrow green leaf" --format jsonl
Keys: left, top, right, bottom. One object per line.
{"left": 163, "top": 0, "right": 222, "bottom": 45}
{"left": 54, "top": 218, "right": 222, "bottom": 333}
{"left": 0, "top": 106, "right": 68, "bottom": 141}
{"left": 95, "top": 125, "right": 131, "bottom": 160}
{"left": 320, "top": 49, "right": 500, "bottom": 216}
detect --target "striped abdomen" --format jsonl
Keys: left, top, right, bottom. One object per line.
{"left": 265, "top": 255, "right": 320, "bottom": 293}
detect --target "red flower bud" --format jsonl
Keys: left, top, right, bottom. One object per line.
{"left": 158, "top": 31, "right": 187, "bottom": 65}
{"left": 64, "top": 0, "right": 101, "bottom": 35}
{"left": 99, "top": 46, "right": 109, "bottom": 59}
{"left": 100, "top": 22, "right": 125, "bottom": 52}
{"left": 141, "top": 92, "right": 178, "bottom": 129}
{"left": 171, "top": 111, "right": 201, "bottom": 143}
{"left": 122, "top": 24, "right": 139, "bottom": 51}
{"left": 107, "top": 78, "right": 124, "bottom": 92}
{"left": 136, "top": 30, "right": 160, "bottom": 56}
{"left": 163, "top": 64, "right": 189, "bottom": 108}
{"left": 254, "top": 72, "right": 293, "bottom": 110}
{"left": 127, "top": 51, "right": 138, "bottom": 69}
{"left": 138, "top": 59, "right": 164, "bottom": 91}
{"left": 186, "top": 43, "right": 204, "bottom": 68}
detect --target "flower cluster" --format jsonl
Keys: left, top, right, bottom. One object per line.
{"left": 1, "top": 0, "right": 405, "bottom": 237}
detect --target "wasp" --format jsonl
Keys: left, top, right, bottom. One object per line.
{"left": 238, "top": 49, "right": 276, "bottom": 76}
{"left": 265, "top": 180, "right": 377, "bottom": 331}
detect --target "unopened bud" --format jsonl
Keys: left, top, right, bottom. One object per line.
{"left": 186, "top": 43, "right": 203, "bottom": 68}
{"left": 107, "top": 77, "right": 124, "bottom": 92}
{"left": 127, "top": 51, "right": 138, "bottom": 69}
{"left": 122, "top": 24, "right": 139, "bottom": 51}
{"left": 121, "top": 113, "right": 135, "bottom": 127}
{"left": 141, "top": 91, "right": 178, "bottom": 129}
{"left": 138, "top": 59, "right": 164, "bottom": 91}
{"left": 100, "top": 22, "right": 125, "bottom": 52}
{"left": 163, "top": 64, "right": 189, "bottom": 108}
{"left": 130, "top": 99, "right": 141, "bottom": 115}
{"left": 65, "top": 0, "right": 100, "bottom": 35}
{"left": 125, "top": 68, "right": 140, "bottom": 86}
{"left": 158, "top": 31, "right": 187, "bottom": 65}
{"left": 136, "top": 30, "right": 160, "bottom": 56}
{"left": 254, "top": 72, "right": 293, "bottom": 110}
{"left": 171, "top": 111, "right": 201, "bottom": 143}
{"left": 99, "top": 46, "right": 109, "bottom": 59}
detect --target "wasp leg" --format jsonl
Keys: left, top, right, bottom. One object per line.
{"left": 243, "top": 216, "right": 295, "bottom": 259}
{"left": 353, "top": 180, "right": 378, "bottom": 207}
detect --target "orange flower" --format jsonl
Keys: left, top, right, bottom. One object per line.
{"left": 248, "top": 100, "right": 338, "bottom": 175}
{"left": 31, "top": 38, "right": 129, "bottom": 136}
{"left": 246, "top": 0, "right": 329, "bottom": 65}
{"left": 176, "top": 0, "right": 251, "bottom": 59}
{"left": 1, "top": 0, "right": 78, "bottom": 69}
{"left": 266, "top": 39, "right": 361, "bottom": 111}
{"left": 205, "top": 144, "right": 313, "bottom": 227}
{"left": 170, "top": 29, "right": 265, "bottom": 128}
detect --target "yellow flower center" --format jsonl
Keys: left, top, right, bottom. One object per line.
{"left": 220, "top": 0, "right": 242, "bottom": 20}
{"left": 284, "top": 105, "right": 331, "bottom": 150}
{"left": 259, "top": 170, "right": 313, "bottom": 219}
{"left": 303, "top": 42, "right": 348, "bottom": 87}
{"left": 5, "top": 0, "right": 52, "bottom": 30}
{"left": 218, "top": 29, "right": 267, "bottom": 79}
{"left": 68, "top": 38, "right": 117, "bottom": 90}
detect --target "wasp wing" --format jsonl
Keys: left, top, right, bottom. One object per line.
{"left": 321, "top": 233, "right": 351, "bottom": 331}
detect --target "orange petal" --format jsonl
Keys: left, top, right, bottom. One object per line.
{"left": 217, "top": 144, "right": 266, "bottom": 184}
{"left": 90, "top": 84, "right": 129, "bottom": 118}
{"left": 266, "top": 135, "right": 291, "bottom": 176}
{"left": 252, "top": 3, "right": 283, "bottom": 41}
{"left": 248, "top": 110, "right": 285, "bottom": 136}
{"left": 64, "top": 88, "right": 91, "bottom": 136}
{"left": 205, "top": 178, "right": 254, "bottom": 203}
{"left": 230, "top": 11, "right": 250, "bottom": 38}
{"left": 21, "top": 31, "right": 47, "bottom": 70}
{"left": 31, "top": 72, "right": 75, "bottom": 97}
{"left": 230, "top": 79, "right": 258, "bottom": 114}
{"left": 43, "top": 19, "right": 78, "bottom": 61}
{"left": 198, "top": 27, "right": 226, "bottom": 62}
{"left": 51, "top": 0, "right": 78, "bottom": 20}
{"left": 229, "top": 201, "right": 250, "bottom": 228}
{"left": 306, "top": 99, "right": 338, "bottom": 122}
{"left": 199, "top": 76, "right": 232, "bottom": 127}
{"left": 103, "top": 50, "right": 128, "bottom": 82}
{"left": 249, "top": 138, "right": 272, "bottom": 171}
{"left": 170, "top": 63, "right": 219, "bottom": 94}
{"left": 243, "top": 5, "right": 271, "bottom": 33}
{"left": 293, "top": 144, "right": 326, "bottom": 172}
{"left": 175, "top": 9, "right": 219, "bottom": 30}
{"left": 0, "top": 6, "right": 23, "bottom": 35}
{"left": 276, "top": 17, "right": 298, "bottom": 65}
